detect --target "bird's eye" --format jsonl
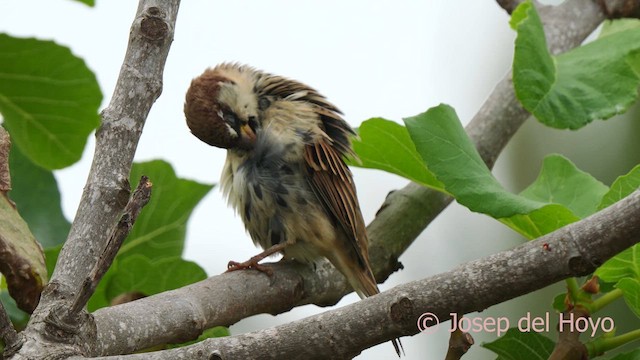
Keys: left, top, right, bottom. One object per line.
{"left": 258, "top": 97, "right": 271, "bottom": 111}
{"left": 223, "top": 111, "right": 238, "bottom": 126}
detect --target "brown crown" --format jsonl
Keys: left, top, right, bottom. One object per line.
{"left": 184, "top": 69, "right": 236, "bottom": 149}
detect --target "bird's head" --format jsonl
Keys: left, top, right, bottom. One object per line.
{"left": 184, "top": 63, "right": 268, "bottom": 150}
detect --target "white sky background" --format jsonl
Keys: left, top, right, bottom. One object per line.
{"left": 6, "top": 1, "right": 639, "bottom": 359}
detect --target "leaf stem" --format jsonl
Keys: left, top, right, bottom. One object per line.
{"left": 566, "top": 277, "right": 581, "bottom": 302}
{"left": 588, "top": 288, "right": 623, "bottom": 314}
{"left": 587, "top": 328, "right": 640, "bottom": 356}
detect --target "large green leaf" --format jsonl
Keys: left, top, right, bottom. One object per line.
{"left": 9, "top": 146, "right": 70, "bottom": 248}
{"left": 119, "top": 160, "right": 214, "bottom": 259}
{"left": 482, "top": 328, "right": 555, "bottom": 359}
{"left": 616, "top": 278, "right": 640, "bottom": 318}
{"left": 599, "top": 19, "right": 640, "bottom": 38}
{"left": 404, "top": 105, "right": 541, "bottom": 217}
{"left": 596, "top": 246, "right": 640, "bottom": 284}
{"left": 595, "top": 165, "right": 640, "bottom": 284}
{"left": 611, "top": 349, "right": 640, "bottom": 360}
{"left": 404, "top": 105, "right": 584, "bottom": 239}
{"left": 0, "top": 290, "right": 28, "bottom": 328}
{"left": 519, "top": 155, "right": 608, "bottom": 219}
{"left": 500, "top": 204, "right": 580, "bottom": 240}
{"left": 350, "top": 118, "right": 443, "bottom": 189}
{"left": 0, "top": 34, "right": 102, "bottom": 169}
{"left": 598, "top": 164, "right": 640, "bottom": 210}
{"left": 105, "top": 255, "right": 207, "bottom": 301}
{"left": 88, "top": 161, "right": 213, "bottom": 311}
{"left": 512, "top": 1, "right": 640, "bottom": 129}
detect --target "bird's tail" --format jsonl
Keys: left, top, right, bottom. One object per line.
{"left": 327, "top": 250, "right": 405, "bottom": 357}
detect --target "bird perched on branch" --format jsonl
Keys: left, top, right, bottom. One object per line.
{"left": 184, "top": 63, "right": 402, "bottom": 355}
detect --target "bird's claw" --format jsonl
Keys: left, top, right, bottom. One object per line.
{"left": 226, "top": 260, "right": 274, "bottom": 276}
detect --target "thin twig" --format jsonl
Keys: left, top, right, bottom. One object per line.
{"left": 548, "top": 309, "right": 589, "bottom": 360}
{"left": 445, "top": 326, "right": 474, "bottom": 360}
{"left": 68, "top": 176, "right": 152, "bottom": 318}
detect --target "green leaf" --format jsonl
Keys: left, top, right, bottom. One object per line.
{"left": 350, "top": 118, "right": 443, "bottom": 189}
{"left": 595, "top": 246, "right": 640, "bottom": 283}
{"left": 0, "top": 34, "right": 102, "bottom": 170}
{"left": 0, "top": 188, "right": 47, "bottom": 313}
{"left": 519, "top": 155, "right": 608, "bottom": 218}
{"left": 482, "top": 328, "right": 555, "bottom": 359}
{"left": 598, "top": 164, "right": 640, "bottom": 210}
{"left": 105, "top": 255, "right": 207, "bottom": 301}
{"left": 88, "top": 161, "right": 212, "bottom": 311}
{"left": 500, "top": 205, "right": 580, "bottom": 239}
{"left": 616, "top": 278, "right": 640, "bottom": 318}
{"left": 600, "top": 19, "right": 640, "bottom": 38}
{"left": 119, "top": 160, "right": 214, "bottom": 260}
{"left": 509, "top": 1, "right": 530, "bottom": 30}
{"left": 72, "top": 0, "right": 95, "bottom": 6}
{"left": 405, "top": 105, "right": 540, "bottom": 217}
{"left": 404, "top": 105, "right": 586, "bottom": 239}
{"left": 552, "top": 293, "right": 567, "bottom": 313}
{"left": 611, "top": 349, "right": 640, "bottom": 360}
{"left": 9, "top": 146, "right": 70, "bottom": 248}
{"left": 0, "top": 290, "right": 28, "bottom": 329}
{"left": 512, "top": 2, "right": 640, "bottom": 129}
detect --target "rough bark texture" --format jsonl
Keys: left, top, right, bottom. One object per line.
{"left": 87, "top": 188, "right": 640, "bottom": 359}
{"left": 7, "top": 1, "right": 180, "bottom": 358}
{"left": 90, "top": 0, "right": 614, "bottom": 355}
{"left": 7, "top": 0, "right": 640, "bottom": 358}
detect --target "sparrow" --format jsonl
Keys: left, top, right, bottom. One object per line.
{"left": 184, "top": 63, "right": 402, "bottom": 355}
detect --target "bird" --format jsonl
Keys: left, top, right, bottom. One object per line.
{"left": 184, "top": 63, "right": 402, "bottom": 355}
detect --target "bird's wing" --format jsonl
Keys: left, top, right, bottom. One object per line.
{"left": 303, "top": 137, "right": 371, "bottom": 269}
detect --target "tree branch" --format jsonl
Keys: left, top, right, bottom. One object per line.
{"left": 67, "top": 176, "right": 152, "bottom": 319}
{"left": 84, "top": 188, "right": 640, "bottom": 359}
{"left": 445, "top": 327, "right": 474, "bottom": 360}
{"left": 46, "top": 0, "right": 177, "bottom": 308}
{"left": 87, "top": 1, "right": 616, "bottom": 355}
{"left": 8, "top": 1, "right": 179, "bottom": 358}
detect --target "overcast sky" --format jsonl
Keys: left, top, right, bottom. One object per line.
{"left": 0, "top": 1, "right": 584, "bottom": 358}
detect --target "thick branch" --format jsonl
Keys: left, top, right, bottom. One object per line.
{"left": 90, "top": 0, "right": 609, "bottom": 355}
{"left": 8, "top": 1, "right": 179, "bottom": 358}
{"left": 87, "top": 188, "right": 640, "bottom": 359}
{"left": 46, "top": 0, "right": 177, "bottom": 307}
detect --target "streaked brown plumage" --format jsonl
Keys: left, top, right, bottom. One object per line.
{"left": 184, "top": 63, "right": 402, "bottom": 355}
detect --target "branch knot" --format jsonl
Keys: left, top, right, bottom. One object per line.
{"left": 141, "top": 7, "right": 168, "bottom": 42}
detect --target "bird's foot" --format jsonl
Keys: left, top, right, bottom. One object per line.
{"left": 226, "top": 259, "right": 273, "bottom": 276}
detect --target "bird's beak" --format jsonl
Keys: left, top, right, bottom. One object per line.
{"left": 240, "top": 123, "right": 256, "bottom": 142}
